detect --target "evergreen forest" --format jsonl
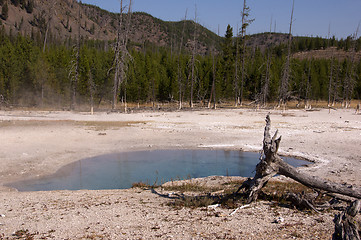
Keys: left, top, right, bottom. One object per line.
{"left": 0, "top": 24, "right": 360, "bottom": 110}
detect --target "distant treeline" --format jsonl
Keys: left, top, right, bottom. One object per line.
{"left": 0, "top": 26, "right": 360, "bottom": 109}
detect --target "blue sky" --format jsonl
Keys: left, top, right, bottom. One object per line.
{"left": 81, "top": 0, "right": 361, "bottom": 39}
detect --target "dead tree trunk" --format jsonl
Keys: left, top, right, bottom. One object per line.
{"left": 234, "top": 24, "right": 240, "bottom": 107}
{"left": 208, "top": 48, "right": 217, "bottom": 109}
{"left": 333, "top": 200, "right": 361, "bottom": 240}
{"left": 327, "top": 24, "right": 335, "bottom": 107}
{"left": 88, "top": 68, "right": 95, "bottom": 115}
{"left": 278, "top": 0, "right": 294, "bottom": 107}
{"left": 177, "top": 9, "right": 187, "bottom": 110}
{"left": 239, "top": 0, "right": 253, "bottom": 106}
{"left": 261, "top": 18, "right": 273, "bottom": 107}
{"left": 343, "top": 24, "right": 360, "bottom": 109}
{"left": 111, "top": 0, "right": 132, "bottom": 111}
{"left": 69, "top": 3, "right": 81, "bottom": 111}
{"left": 189, "top": 5, "right": 197, "bottom": 109}
{"left": 238, "top": 114, "right": 361, "bottom": 203}
{"left": 304, "top": 59, "right": 312, "bottom": 109}
{"left": 42, "top": 0, "right": 55, "bottom": 53}
{"left": 261, "top": 43, "right": 271, "bottom": 107}
{"left": 112, "top": 0, "right": 124, "bottom": 110}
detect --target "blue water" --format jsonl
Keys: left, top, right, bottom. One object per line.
{"left": 8, "top": 150, "right": 310, "bottom": 191}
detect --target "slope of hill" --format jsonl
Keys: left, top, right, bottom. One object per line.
{"left": 293, "top": 47, "right": 361, "bottom": 61}
{"left": 0, "top": 0, "right": 222, "bottom": 53}
{"left": 1, "top": 0, "right": 359, "bottom": 58}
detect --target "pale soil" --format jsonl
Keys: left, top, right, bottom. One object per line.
{"left": 0, "top": 108, "right": 360, "bottom": 239}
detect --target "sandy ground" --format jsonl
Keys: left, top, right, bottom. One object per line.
{"left": 0, "top": 108, "right": 360, "bottom": 239}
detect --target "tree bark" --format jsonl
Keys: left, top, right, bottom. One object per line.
{"left": 112, "top": 0, "right": 132, "bottom": 111}
{"left": 177, "top": 9, "right": 187, "bottom": 110}
{"left": 208, "top": 47, "right": 216, "bottom": 109}
{"left": 189, "top": 5, "right": 197, "bottom": 109}
{"left": 112, "top": 0, "right": 123, "bottom": 110}
{"left": 333, "top": 200, "right": 361, "bottom": 240}
{"left": 278, "top": 0, "right": 294, "bottom": 107}
{"left": 88, "top": 68, "right": 95, "bottom": 115}
{"left": 234, "top": 24, "right": 240, "bottom": 107}
{"left": 239, "top": 0, "right": 252, "bottom": 106}
{"left": 238, "top": 114, "right": 361, "bottom": 203}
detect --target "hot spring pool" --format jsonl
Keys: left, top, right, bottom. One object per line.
{"left": 7, "top": 149, "right": 310, "bottom": 191}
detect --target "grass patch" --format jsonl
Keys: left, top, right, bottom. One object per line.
{"left": 169, "top": 195, "right": 216, "bottom": 209}
{"left": 163, "top": 183, "right": 221, "bottom": 193}
{"left": 163, "top": 178, "right": 330, "bottom": 211}
{"left": 165, "top": 180, "right": 244, "bottom": 209}
{"left": 262, "top": 181, "right": 311, "bottom": 197}
{"left": 131, "top": 181, "right": 155, "bottom": 189}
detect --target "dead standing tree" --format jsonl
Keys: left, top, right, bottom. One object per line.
{"left": 88, "top": 68, "right": 95, "bottom": 115}
{"left": 177, "top": 9, "right": 188, "bottom": 110}
{"left": 111, "top": 0, "right": 132, "bottom": 111}
{"left": 260, "top": 18, "right": 274, "bottom": 107}
{"left": 239, "top": 0, "right": 253, "bottom": 106}
{"left": 304, "top": 59, "right": 312, "bottom": 109}
{"left": 327, "top": 24, "right": 336, "bottom": 107}
{"left": 38, "top": 0, "right": 56, "bottom": 107}
{"left": 234, "top": 23, "right": 240, "bottom": 107}
{"left": 343, "top": 24, "right": 360, "bottom": 109}
{"left": 278, "top": 0, "right": 295, "bottom": 108}
{"left": 69, "top": 1, "right": 82, "bottom": 110}
{"left": 208, "top": 45, "right": 217, "bottom": 109}
{"left": 189, "top": 4, "right": 198, "bottom": 109}
{"left": 238, "top": 114, "right": 361, "bottom": 239}
{"left": 42, "top": 0, "right": 56, "bottom": 53}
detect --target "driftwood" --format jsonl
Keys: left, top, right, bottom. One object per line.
{"left": 238, "top": 114, "right": 361, "bottom": 203}
{"left": 333, "top": 200, "right": 361, "bottom": 240}
{"left": 286, "top": 192, "right": 321, "bottom": 213}
{"left": 237, "top": 114, "right": 361, "bottom": 239}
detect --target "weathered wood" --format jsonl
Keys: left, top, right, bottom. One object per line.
{"left": 277, "top": 159, "right": 361, "bottom": 199}
{"left": 286, "top": 193, "right": 320, "bottom": 213}
{"left": 240, "top": 114, "right": 361, "bottom": 203}
{"left": 333, "top": 200, "right": 361, "bottom": 240}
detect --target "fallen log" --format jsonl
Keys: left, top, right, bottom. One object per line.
{"left": 238, "top": 114, "right": 361, "bottom": 203}
{"left": 235, "top": 114, "right": 361, "bottom": 239}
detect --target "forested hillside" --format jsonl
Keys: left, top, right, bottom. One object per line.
{"left": 0, "top": 0, "right": 360, "bottom": 110}
{"left": 0, "top": 0, "right": 222, "bottom": 54}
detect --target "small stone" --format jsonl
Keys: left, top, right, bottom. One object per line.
{"left": 273, "top": 217, "right": 284, "bottom": 224}
{"left": 207, "top": 204, "right": 221, "bottom": 210}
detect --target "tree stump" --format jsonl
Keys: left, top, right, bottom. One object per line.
{"left": 333, "top": 200, "right": 361, "bottom": 240}
{"left": 237, "top": 114, "right": 361, "bottom": 238}
{"left": 238, "top": 114, "right": 361, "bottom": 202}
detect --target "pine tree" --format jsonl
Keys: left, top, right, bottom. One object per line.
{"left": 11, "top": 0, "right": 19, "bottom": 7}
{"left": 222, "top": 24, "right": 234, "bottom": 99}
{"left": 1, "top": 2, "right": 8, "bottom": 20}
{"left": 19, "top": 0, "right": 25, "bottom": 8}
{"left": 26, "top": 0, "right": 34, "bottom": 14}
